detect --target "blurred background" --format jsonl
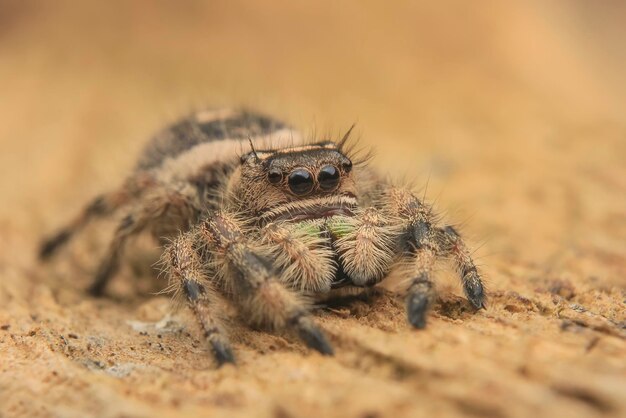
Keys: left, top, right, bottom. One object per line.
{"left": 1, "top": 0, "right": 625, "bottom": 274}
{"left": 1, "top": 3, "right": 625, "bottom": 416}
{"left": 0, "top": 0, "right": 623, "bottom": 274}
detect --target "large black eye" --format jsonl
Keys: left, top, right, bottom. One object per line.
{"left": 268, "top": 168, "right": 283, "bottom": 184}
{"left": 288, "top": 169, "right": 314, "bottom": 195}
{"left": 318, "top": 165, "right": 340, "bottom": 191}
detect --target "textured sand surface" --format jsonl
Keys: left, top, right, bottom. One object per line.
{"left": 0, "top": 2, "right": 625, "bottom": 417}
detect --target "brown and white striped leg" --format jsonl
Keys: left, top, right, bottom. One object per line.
{"left": 381, "top": 186, "right": 485, "bottom": 325}
{"left": 404, "top": 248, "right": 437, "bottom": 329}
{"left": 436, "top": 225, "right": 486, "bottom": 309}
{"left": 165, "top": 234, "right": 234, "bottom": 366}
{"left": 39, "top": 174, "right": 156, "bottom": 259}
{"left": 200, "top": 212, "right": 333, "bottom": 355}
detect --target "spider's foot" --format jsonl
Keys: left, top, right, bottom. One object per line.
{"left": 463, "top": 271, "right": 486, "bottom": 310}
{"left": 407, "top": 292, "right": 430, "bottom": 329}
{"left": 293, "top": 316, "right": 334, "bottom": 356}
{"left": 211, "top": 338, "right": 236, "bottom": 366}
{"left": 88, "top": 262, "right": 117, "bottom": 297}
{"left": 87, "top": 282, "right": 106, "bottom": 297}
{"left": 38, "top": 230, "right": 71, "bottom": 260}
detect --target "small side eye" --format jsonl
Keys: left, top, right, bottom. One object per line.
{"left": 318, "top": 165, "right": 340, "bottom": 191}
{"left": 240, "top": 151, "right": 258, "bottom": 164}
{"left": 342, "top": 159, "right": 353, "bottom": 172}
{"left": 268, "top": 168, "right": 283, "bottom": 184}
{"left": 288, "top": 169, "right": 314, "bottom": 195}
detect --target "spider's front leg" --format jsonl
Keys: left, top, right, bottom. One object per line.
{"left": 165, "top": 233, "right": 235, "bottom": 366}
{"left": 199, "top": 212, "right": 334, "bottom": 356}
{"left": 385, "top": 187, "right": 486, "bottom": 328}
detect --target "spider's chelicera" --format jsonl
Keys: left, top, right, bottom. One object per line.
{"left": 40, "top": 109, "right": 486, "bottom": 366}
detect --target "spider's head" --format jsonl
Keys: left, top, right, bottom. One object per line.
{"left": 233, "top": 140, "right": 359, "bottom": 223}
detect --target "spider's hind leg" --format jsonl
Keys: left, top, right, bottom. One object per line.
{"left": 39, "top": 174, "right": 155, "bottom": 260}
{"left": 89, "top": 183, "right": 199, "bottom": 296}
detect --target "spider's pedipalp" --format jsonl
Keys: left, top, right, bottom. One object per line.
{"left": 260, "top": 221, "right": 336, "bottom": 293}
{"left": 331, "top": 208, "right": 400, "bottom": 287}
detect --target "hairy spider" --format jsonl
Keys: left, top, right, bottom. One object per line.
{"left": 40, "top": 108, "right": 486, "bottom": 365}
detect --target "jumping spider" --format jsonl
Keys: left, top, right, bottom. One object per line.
{"left": 40, "top": 108, "right": 485, "bottom": 365}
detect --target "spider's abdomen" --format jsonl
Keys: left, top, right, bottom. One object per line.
{"left": 136, "top": 109, "right": 289, "bottom": 171}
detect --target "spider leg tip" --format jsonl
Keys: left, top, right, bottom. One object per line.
{"left": 407, "top": 293, "right": 430, "bottom": 329}
{"left": 38, "top": 230, "right": 72, "bottom": 260}
{"left": 298, "top": 324, "right": 334, "bottom": 356}
{"left": 213, "top": 343, "right": 236, "bottom": 366}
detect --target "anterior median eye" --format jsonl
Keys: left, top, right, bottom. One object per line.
{"left": 318, "top": 165, "right": 340, "bottom": 191}
{"left": 268, "top": 168, "right": 283, "bottom": 184}
{"left": 288, "top": 169, "right": 314, "bottom": 195}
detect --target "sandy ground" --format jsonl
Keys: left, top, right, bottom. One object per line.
{"left": 0, "top": 2, "right": 625, "bottom": 417}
